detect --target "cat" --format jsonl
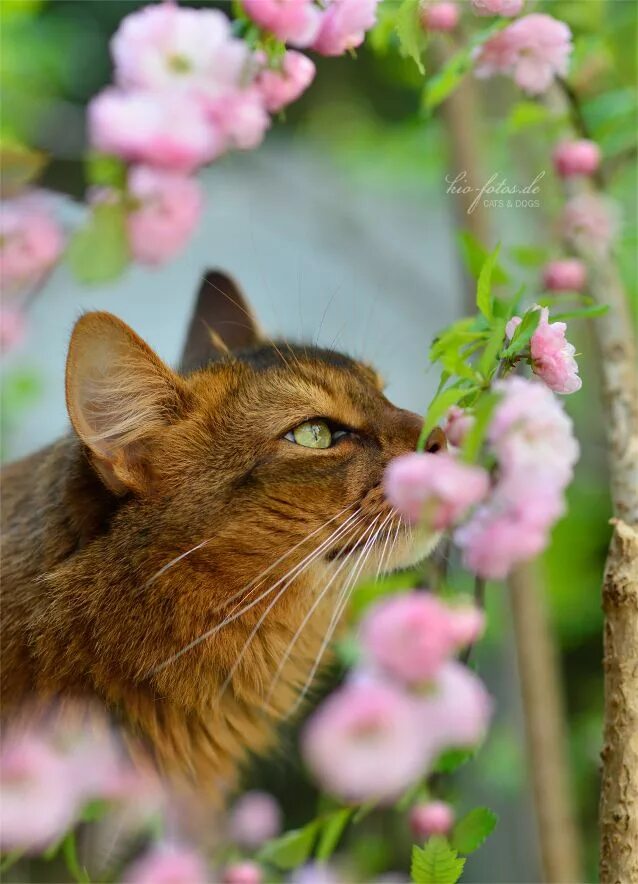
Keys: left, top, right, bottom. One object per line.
{"left": 0, "top": 271, "right": 445, "bottom": 802}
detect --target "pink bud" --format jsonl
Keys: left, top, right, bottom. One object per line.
{"left": 542, "top": 258, "right": 587, "bottom": 292}
{"left": 222, "top": 862, "right": 263, "bottom": 884}
{"left": 505, "top": 315, "right": 522, "bottom": 340}
{"left": 421, "top": 2, "right": 460, "bottom": 32}
{"left": 228, "top": 791, "right": 282, "bottom": 848}
{"left": 471, "top": 0, "right": 523, "bottom": 16}
{"left": 553, "top": 139, "right": 601, "bottom": 178}
{"left": 410, "top": 801, "right": 455, "bottom": 837}
{"left": 442, "top": 406, "right": 474, "bottom": 448}
{"left": 0, "top": 308, "right": 26, "bottom": 353}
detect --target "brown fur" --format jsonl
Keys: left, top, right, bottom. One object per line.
{"left": 1, "top": 273, "right": 444, "bottom": 802}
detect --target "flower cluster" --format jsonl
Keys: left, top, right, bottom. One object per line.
{"left": 506, "top": 306, "right": 581, "bottom": 393}
{"left": 302, "top": 592, "right": 491, "bottom": 803}
{"left": 0, "top": 192, "right": 63, "bottom": 301}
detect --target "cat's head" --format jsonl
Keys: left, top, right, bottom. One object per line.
{"left": 64, "top": 272, "right": 445, "bottom": 692}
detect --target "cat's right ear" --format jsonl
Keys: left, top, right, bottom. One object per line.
{"left": 66, "top": 312, "right": 191, "bottom": 495}
{"left": 179, "top": 269, "right": 263, "bottom": 373}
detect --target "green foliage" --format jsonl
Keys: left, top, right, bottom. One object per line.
{"left": 258, "top": 821, "right": 320, "bottom": 870}
{"left": 501, "top": 308, "right": 540, "bottom": 359}
{"left": 86, "top": 152, "right": 127, "bottom": 190}
{"left": 395, "top": 0, "right": 426, "bottom": 74}
{"left": 423, "top": 50, "right": 472, "bottom": 112}
{"left": 433, "top": 748, "right": 475, "bottom": 776}
{"left": 460, "top": 391, "right": 501, "bottom": 463}
{"left": 411, "top": 837, "right": 465, "bottom": 884}
{"left": 476, "top": 244, "right": 501, "bottom": 320}
{"left": 67, "top": 202, "right": 130, "bottom": 284}
{"left": 450, "top": 807, "right": 498, "bottom": 854}
{"left": 458, "top": 232, "right": 509, "bottom": 284}
{"left": 315, "top": 808, "right": 353, "bottom": 861}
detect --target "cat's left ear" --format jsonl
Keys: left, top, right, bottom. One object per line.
{"left": 179, "top": 269, "right": 263, "bottom": 373}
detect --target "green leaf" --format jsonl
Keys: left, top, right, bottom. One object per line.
{"left": 395, "top": 0, "right": 426, "bottom": 74}
{"left": 508, "top": 245, "right": 547, "bottom": 268}
{"left": 258, "top": 822, "right": 319, "bottom": 870}
{"left": 461, "top": 391, "right": 501, "bottom": 464}
{"left": 316, "top": 809, "right": 353, "bottom": 861}
{"left": 417, "top": 385, "right": 472, "bottom": 449}
{"left": 478, "top": 320, "right": 506, "bottom": 378}
{"left": 433, "top": 748, "right": 475, "bottom": 775}
{"left": 476, "top": 244, "right": 501, "bottom": 320}
{"left": 505, "top": 101, "right": 554, "bottom": 134}
{"left": 67, "top": 202, "right": 130, "bottom": 285}
{"left": 501, "top": 308, "right": 540, "bottom": 359}
{"left": 551, "top": 304, "right": 609, "bottom": 320}
{"left": 85, "top": 151, "right": 127, "bottom": 190}
{"left": 451, "top": 807, "right": 498, "bottom": 855}
{"left": 458, "top": 232, "right": 509, "bottom": 284}
{"left": 411, "top": 837, "right": 465, "bottom": 884}
{"left": 424, "top": 49, "right": 471, "bottom": 110}
{"left": 62, "top": 832, "right": 90, "bottom": 883}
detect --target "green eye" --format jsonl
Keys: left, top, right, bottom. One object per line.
{"left": 289, "top": 420, "right": 333, "bottom": 449}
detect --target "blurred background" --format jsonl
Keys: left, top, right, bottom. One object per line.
{"left": 1, "top": 1, "right": 636, "bottom": 881}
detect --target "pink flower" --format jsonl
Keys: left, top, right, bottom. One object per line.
{"left": 473, "top": 14, "right": 572, "bottom": 95}
{"left": 125, "top": 843, "right": 209, "bottom": 884}
{"left": 421, "top": 3, "right": 460, "bottom": 32}
{"left": 228, "top": 790, "right": 282, "bottom": 849}
{"left": 0, "top": 307, "right": 26, "bottom": 352}
{"left": 111, "top": 4, "right": 249, "bottom": 97}
{"left": 360, "top": 593, "right": 485, "bottom": 685}
{"left": 0, "top": 733, "right": 79, "bottom": 852}
{"left": 416, "top": 661, "right": 492, "bottom": 750}
{"left": 257, "top": 51, "right": 316, "bottom": 113}
{"left": 471, "top": 0, "right": 523, "bottom": 16}
{"left": 0, "top": 193, "right": 63, "bottom": 296}
{"left": 442, "top": 405, "right": 474, "bottom": 448}
{"left": 384, "top": 452, "right": 489, "bottom": 528}
{"left": 561, "top": 193, "right": 618, "bottom": 258}
{"left": 290, "top": 864, "right": 339, "bottom": 884}
{"left": 529, "top": 307, "right": 581, "bottom": 393}
{"left": 222, "top": 862, "right": 263, "bottom": 884}
{"left": 208, "top": 87, "right": 271, "bottom": 152}
{"left": 88, "top": 88, "right": 221, "bottom": 172}
{"left": 410, "top": 801, "right": 455, "bottom": 838}
{"left": 126, "top": 166, "right": 202, "bottom": 266}
{"left": 243, "top": 0, "right": 322, "bottom": 48}
{"left": 312, "top": 0, "right": 381, "bottom": 56}
{"left": 553, "top": 139, "right": 601, "bottom": 178}
{"left": 302, "top": 679, "right": 428, "bottom": 803}
{"left": 542, "top": 258, "right": 587, "bottom": 292}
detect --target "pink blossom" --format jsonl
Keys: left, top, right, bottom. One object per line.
{"left": 471, "top": 0, "right": 523, "bottom": 16}
{"left": 442, "top": 405, "right": 474, "bottom": 448}
{"left": 0, "top": 733, "right": 79, "bottom": 852}
{"left": 416, "top": 661, "right": 492, "bottom": 750}
{"left": 228, "top": 790, "right": 282, "bottom": 848}
{"left": 360, "top": 593, "right": 485, "bottom": 685}
{"left": 208, "top": 87, "right": 271, "bottom": 152}
{"left": 410, "top": 801, "right": 455, "bottom": 838}
{"left": 243, "top": 0, "right": 322, "bottom": 48}
{"left": 553, "top": 139, "right": 601, "bottom": 178}
{"left": 125, "top": 843, "right": 209, "bottom": 884}
{"left": 290, "top": 864, "right": 339, "bottom": 884}
{"left": 257, "top": 51, "right": 316, "bottom": 113}
{"left": 312, "top": 0, "right": 381, "bottom": 56}
{"left": 0, "top": 307, "right": 26, "bottom": 352}
{"left": 561, "top": 193, "right": 618, "bottom": 258}
{"left": 542, "top": 258, "right": 587, "bottom": 292}
{"left": 421, "top": 3, "right": 460, "bottom": 32}
{"left": 302, "top": 679, "right": 428, "bottom": 803}
{"left": 88, "top": 88, "right": 221, "bottom": 172}
{"left": 222, "top": 862, "right": 263, "bottom": 884}
{"left": 111, "top": 4, "right": 249, "bottom": 97}
{"left": 126, "top": 166, "right": 202, "bottom": 266}
{"left": 473, "top": 14, "right": 572, "bottom": 95}
{"left": 384, "top": 452, "right": 489, "bottom": 528}
{"left": 505, "top": 315, "right": 522, "bottom": 340}
{"left": 529, "top": 307, "right": 581, "bottom": 393}
{"left": 0, "top": 193, "right": 63, "bottom": 296}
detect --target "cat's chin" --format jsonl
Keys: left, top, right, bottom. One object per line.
{"left": 379, "top": 523, "right": 441, "bottom": 574}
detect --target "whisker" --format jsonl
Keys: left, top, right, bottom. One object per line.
{"left": 149, "top": 508, "right": 363, "bottom": 675}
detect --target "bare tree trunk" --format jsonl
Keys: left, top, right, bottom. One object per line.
{"left": 437, "top": 43, "right": 584, "bottom": 882}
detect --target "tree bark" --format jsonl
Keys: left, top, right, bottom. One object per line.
{"left": 436, "top": 44, "right": 584, "bottom": 882}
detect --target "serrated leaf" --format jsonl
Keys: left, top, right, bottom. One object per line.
{"left": 501, "top": 308, "right": 540, "bottom": 359}
{"left": 258, "top": 822, "right": 319, "bottom": 870}
{"left": 451, "top": 807, "right": 498, "bottom": 854}
{"left": 411, "top": 836, "right": 465, "bottom": 884}
{"left": 458, "top": 231, "right": 509, "bottom": 284}
{"left": 67, "top": 202, "right": 130, "bottom": 284}
{"left": 316, "top": 808, "right": 353, "bottom": 861}
{"left": 395, "top": 0, "right": 426, "bottom": 74}
{"left": 476, "top": 245, "right": 501, "bottom": 320}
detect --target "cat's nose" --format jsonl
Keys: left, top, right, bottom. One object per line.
{"left": 384, "top": 407, "right": 447, "bottom": 457}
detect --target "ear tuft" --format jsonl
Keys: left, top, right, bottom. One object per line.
{"left": 66, "top": 312, "right": 188, "bottom": 493}
{"left": 179, "top": 270, "right": 263, "bottom": 373}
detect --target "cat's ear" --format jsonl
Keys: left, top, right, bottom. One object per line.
{"left": 66, "top": 312, "right": 190, "bottom": 495}
{"left": 179, "top": 269, "right": 263, "bottom": 373}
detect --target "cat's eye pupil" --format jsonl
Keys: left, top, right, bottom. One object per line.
{"left": 292, "top": 420, "right": 332, "bottom": 449}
